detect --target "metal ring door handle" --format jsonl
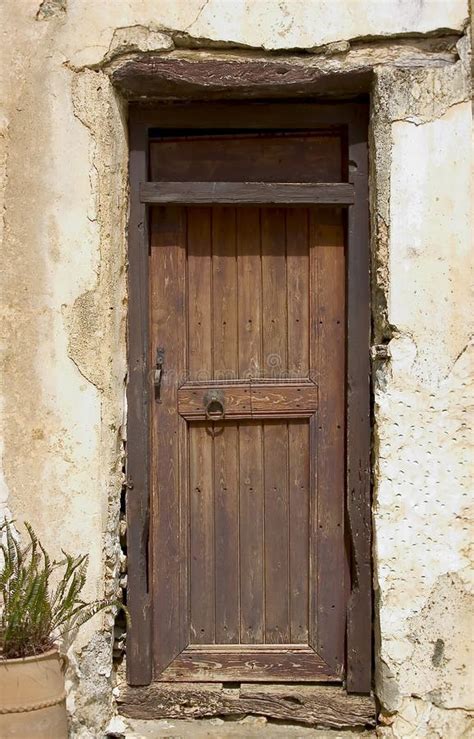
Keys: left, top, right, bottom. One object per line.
{"left": 204, "top": 390, "right": 225, "bottom": 420}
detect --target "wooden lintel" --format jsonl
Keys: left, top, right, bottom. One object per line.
{"left": 140, "top": 181, "right": 355, "bottom": 206}
{"left": 112, "top": 55, "right": 372, "bottom": 100}
{"left": 118, "top": 681, "right": 376, "bottom": 728}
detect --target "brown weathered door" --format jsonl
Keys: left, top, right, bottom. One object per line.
{"left": 148, "top": 131, "right": 348, "bottom": 683}
{"left": 126, "top": 104, "right": 372, "bottom": 697}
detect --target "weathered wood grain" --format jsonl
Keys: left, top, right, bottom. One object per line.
{"left": 262, "top": 207, "right": 288, "bottom": 375}
{"left": 131, "top": 101, "right": 368, "bottom": 130}
{"left": 288, "top": 420, "right": 310, "bottom": 643}
{"left": 113, "top": 56, "right": 371, "bottom": 100}
{"left": 178, "top": 383, "right": 252, "bottom": 418}
{"left": 149, "top": 133, "right": 341, "bottom": 184}
{"left": 189, "top": 423, "right": 215, "bottom": 644}
{"left": 237, "top": 208, "right": 262, "bottom": 378}
{"left": 311, "top": 207, "right": 346, "bottom": 676}
{"left": 150, "top": 206, "right": 188, "bottom": 674}
{"left": 188, "top": 207, "right": 212, "bottom": 381}
{"left": 126, "top": 118, "right": 152, "bottom": 685}
{"left": 346, "top": 107, "right": 372, "bottom": 694}
{"left": 239, "top": 422, "right": 264, "bottom": 643}
{"left": 118, "top": 681, "right": 376, "bottom": 728}
{"left": 287, "top": 208, "right": 310, "bottom": 377}
{"left": 214, "top": 422, "right": 240, "bottom": 643}
{"left": 140, "top": 181, "right": 355, "bottom": 205}
{"left": 154, "top": 645, "right": 335, "bottom": 682}
{"left": 251, "top": 384, "right": 317, "bottom": 416}
{"left": 177, "top": 381, "right": 318, "bottom": 420}
{"left": 264, "top": 421, "right": 290, "bottom": 644}
{"left": 212, "top": 206, "right": 238, "bottom": 380}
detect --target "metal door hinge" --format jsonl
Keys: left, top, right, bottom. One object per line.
{"left": 371, "top": 343, "right": 391, "bottom": 361}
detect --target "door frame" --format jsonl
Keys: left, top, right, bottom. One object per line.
{"left": 126, "top": 101, "right": 371, "bottom": 693}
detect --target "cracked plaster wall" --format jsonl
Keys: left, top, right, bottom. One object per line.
{"left": 0, "top": 1, "right": 472, "bottom": 737}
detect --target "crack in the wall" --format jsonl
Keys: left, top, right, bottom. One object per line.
{"left": 136, "top": 25, "right": 467, "bottom": 56}
{"left": 182, "top": 0, "right": 212, "bottom": 34}
{"left": 66, "top": 25, "right": 464, "bottom": 74}
{"left": 390, "top": 97, "right": 471, "bottom": 126}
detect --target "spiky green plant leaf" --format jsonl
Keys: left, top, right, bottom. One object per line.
{"left": 0, "top": 521, "right": 128, "bottom": 659}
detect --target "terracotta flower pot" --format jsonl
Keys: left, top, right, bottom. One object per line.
{"left": 0, "top": 648, "right": 68, "bottom": 738}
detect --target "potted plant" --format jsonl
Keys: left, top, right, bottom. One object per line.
{"left": 0, "top": 520, "right": 126, "bottom": 738}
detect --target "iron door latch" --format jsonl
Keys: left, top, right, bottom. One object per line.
{"left": 154, "top": 347, "right": 165, "bottom": 401}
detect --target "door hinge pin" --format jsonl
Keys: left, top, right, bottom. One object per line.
{"left": 371, "top": 343, "right": 391, "bottom": 361}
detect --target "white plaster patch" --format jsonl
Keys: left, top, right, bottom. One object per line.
{"left": 374, "top": 98, "right": 473, "bottom": 731}
{"left": 389, "top": 103, "right": 473, "bottom": 385}
{"left": 180, "top": 0, "right": 469, "bottom": 49}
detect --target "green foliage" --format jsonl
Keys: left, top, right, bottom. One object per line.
{"left": 0, "top": 520, "right": 127, "bottom": 659}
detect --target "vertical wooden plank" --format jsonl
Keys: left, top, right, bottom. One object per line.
{"left": 346, "top": 111, "right": 372, "bottom": 694}
{"left": 287, "top": 208, "right": 311, "bottom": 644}
{"left": 189, "top": 423, "right": 215, "bottom": 643}
{"left": 239, "top": 422, "right": 265, "bottom": 643}
{"left": 308, "top": 208, "right": 319, "bottom": 655}
{"left": 286, "top": 209, "right": 310, "bottom": 379}
{"left": 237, "top": 209, "right": 265, "bottom": 644}
{"left": 188, "top": 208, "right": 212, "bottom": 381}
{"left": 261, "top": 207, "right": 290, "bottom": 642}
{"left": 288, "top": 420, "right": 310, "bottom": 643}
{"left": 264, "top": 421, "right": 290, "bottom": 643}
{"left": 150, "top": 206, "right": 187, "bottom": 674}
{"left": 261, "top": 208, "right": 287, "bottom": 377}
{"left": 188, "top": 205, "right": 215, "bottom": 644}
{"left": 237, "top": 208, "right": 262, "bottom": 378}
{"left": 308, "top": 209, "right": 319, "bottom": 660}
{"left": 308, "top": 412, "right": 318, "bottom": 654}
{"left": 178, "top": 412, "right": 189, "bottom": 653}
{"left": 214, "top": 423, "right": 240, "bottom": 643}
{"left": 212, "top": 207, "right": 238, "bottom": 380}
{"left": 126, "top": 118, "right": 152, "bottom": 685}
{"left": 310, "top": 207, "right": 346, "bottom": 675}
{"left": 212, "top": 206, "right": 240, "bottom": 643}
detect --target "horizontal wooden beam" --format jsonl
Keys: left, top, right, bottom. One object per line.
{"left": 177, "top": 380, "right": 318, "bottom": 420}
{"left": 130, "top": 102, "right": 368, "bottom": 128}
{"left": 156, "top": 645, "right": 336, "bottom": 683}
{"left": 118, "top": 681, "right": 376, "bottom": 728}
{"left": 140, "top": 181, "right": 354, "bottom": 205}
{"left": 115, "top": 58, "right": 371, "bottom": 101}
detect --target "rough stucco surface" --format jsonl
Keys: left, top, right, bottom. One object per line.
{"left": 0, "top": 1, "right": 472, "bottom": 737}
{"left": 373, "top": 97, "right": 473, "bottom": 737}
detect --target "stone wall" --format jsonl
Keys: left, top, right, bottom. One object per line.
{"left": 0, "top": 1, "right": 472, "bottom": 736}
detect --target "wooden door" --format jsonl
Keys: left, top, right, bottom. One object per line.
{"left": 149, "top": 197, "right": 347, "bottom": 682}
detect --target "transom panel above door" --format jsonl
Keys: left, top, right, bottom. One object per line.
{"left": 127, "top": 104, "right": 371, "bottom": 694}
